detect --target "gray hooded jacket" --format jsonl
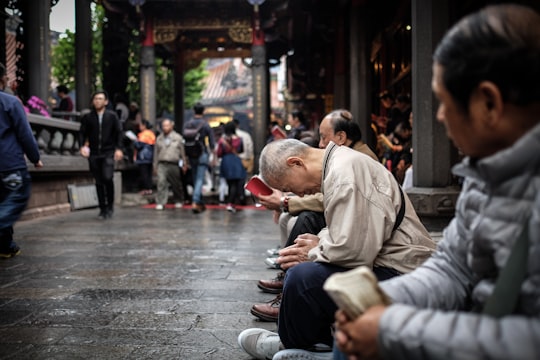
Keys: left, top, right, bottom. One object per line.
{"left": 378, "top": 122, "right": 540, "bottom": 359}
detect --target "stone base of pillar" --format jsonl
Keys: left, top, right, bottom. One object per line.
{"left": 406, "top": 186, "right": 461, "bottom": 217}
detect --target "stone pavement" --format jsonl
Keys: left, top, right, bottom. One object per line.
{"left": 0, "top": 204, "right": 448, "bottom": 360}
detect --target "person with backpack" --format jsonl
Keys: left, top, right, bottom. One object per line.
{"left": 183, "top": 102, "right": 216, "bottom": 214}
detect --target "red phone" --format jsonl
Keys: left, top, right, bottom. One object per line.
{"left": 245, "top": 175, "right": 273, "bottom": 196}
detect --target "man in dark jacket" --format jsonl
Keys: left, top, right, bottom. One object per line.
{"left": 0, "top": 62, "right": 43, "bottom": 257}
{"left": 79, "top": 91, "right": 123, "bottom": 219}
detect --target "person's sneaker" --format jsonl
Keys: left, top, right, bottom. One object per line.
{"left": 250, "top": 293, "right": 281, "bottom": 322}
{"left": 0, "top": 244, "right": 21, "bottom": 259}
{"left": 98, "top": 210, "right": 107, "bottom": 219}
{"left": 238, "top": 328, "right": 283, "bottom": 360}
{"left": 174, "top": 202, "right": 183, "bottom": 209}
{"left": 258, "top": 271, "right": 285, "bottom": 294}
{"left": 265, "top": 257, "right": 282, "bottom": 269}
{"left": 272, "top": 348, "right": 333, "bottom": 360}
{"left": 155, "top": 204, "right": 164, "bottom": 211}
{"left": 267, "top": 247, "right": 281, "bottom": 256}
{"left": 226, "top": 204, "right": 237, "bottom": 213}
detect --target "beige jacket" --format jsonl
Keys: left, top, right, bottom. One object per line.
{"left": 287, "top": 141, "right": 378, "bottom": 215}
{"left": 308, "top": 142, "right": 436, "bottom": 273}
{"left": 153, "top": 130, "right": 187, "bottom": 168}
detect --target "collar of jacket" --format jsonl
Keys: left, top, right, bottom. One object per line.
{"left": 321, "top": 141, "right": 339, "bottom": 194}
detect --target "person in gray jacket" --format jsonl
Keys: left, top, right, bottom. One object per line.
{"left": 334, "top": 4, "right": 540, "bottom": 360}
{"left": 153, "top": 118, "right": 188, "bottom": 210}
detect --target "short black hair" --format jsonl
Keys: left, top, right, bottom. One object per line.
{"left": 434, "top": 4, "right": 540, "bottom": 111}
{"left": 193, "top": 102, "right": 205, "bottom": 115}
{"left": 57, "top": 85, "right": 69, "bottom": 94}
{"left": 91, "top": 90, "right": 108, "bottom": 101}
{"left": 0, "top": 63, "right": 6, "bottom": 78}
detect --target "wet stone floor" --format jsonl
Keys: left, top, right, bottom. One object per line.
{"left": 0, "top": 205, "right": 281, "bottom": 359}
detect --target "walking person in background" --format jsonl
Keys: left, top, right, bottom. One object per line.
{"left": 183, "top": 102, "right": 216, "bottom": 214}
{"left": 153, "top": 118, "right": 188, "bottom": 210}
{"left": 233, "top": 118, "right": 253, "bottom": 204}
{"left": 0, "top": 61, "right": 43, "bottom": 258}
{"left": 216, "top": 121, "right": 246, "bottom": 213}
{"left": 79, "top": 91, "right": 124, "bottom": 220}
{"left": 133, "top": 119, "right": 156, "bottom": 195}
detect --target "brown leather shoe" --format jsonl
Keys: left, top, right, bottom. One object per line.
{"left": 250, "top": 293, "right": 281, "bottom": 322}
{"left": 192, "top": 203, "right": 206, "bottom": 214}
{"left": 257, "top": 272, "right": 285, "bottom": 294}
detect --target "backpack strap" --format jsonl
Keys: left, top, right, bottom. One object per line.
{"left": 392, "top": 186, "right": 406, "bottom": 233}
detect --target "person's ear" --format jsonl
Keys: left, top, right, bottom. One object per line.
{"left": 286, "top": 156, "right": 304, "bottom": 168}
{"left": 476, "top": 81, "right": 503, "bottom": 127}
{"left": 336, "top": 131, "right": 346, "bottom": 145}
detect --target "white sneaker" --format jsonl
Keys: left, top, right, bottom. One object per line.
{"left": 174, "top": 202, "right": 183, "bottom": 209}
{"left": 238, "top": 328, "right": 283, "bottom": 360}
{"left": 155, "top": 204, "right": 164, "bottom": 211}
{"left": 265, "top": 257, "right": 281, "bottom": 269}
{"left": 272, "top": 349, "right": 333, "bottom": 360}
{"left": 267, "top": 247, "right": 281, "bottom": 256}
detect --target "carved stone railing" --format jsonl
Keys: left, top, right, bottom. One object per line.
{"left": 27, "top": 113, "right": 81, "bottom": 156}
{"left": 26, "top": 112, "right": 134, "bottom": 173}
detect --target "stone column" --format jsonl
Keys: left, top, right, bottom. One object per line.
{"left": 251, "top": 4, "right": 269, "bottom": 173}
{"left": 140, "top": 18, "right": 156, "bottom": 126}
{"left": 75, "top": 0, "right": 92, "bottom": 111}
{"left": 349, "top": 2, "right": 375, "bottom": 151}
{"left": 408, "top": 0, "right": 459, "bottom": 216}
{"left": 25, "top": 0, "right": 50, "bottom": 102}
{"left": 174, "top": 48, "right": 184, "bottom": 130}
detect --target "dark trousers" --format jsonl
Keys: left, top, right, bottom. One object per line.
{"left": 88, "top": 155, "right": 115, "bottom": 212}
{"left": 286, "top": 211, "right": 326, "bottom": 247}
{"left": 138, "top": 163, "right": 153, "bottom": 191}
{"left": 0, "top": 169, "right": 31, "bottom": 249}
{"left": 226, "top": 179, "right": 243, "bottom": 205}
{"left": 278, "top": 261, "right": 400, "bottom": 349}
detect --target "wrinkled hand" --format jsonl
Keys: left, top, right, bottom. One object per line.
{"left": 276, "top": 233, "right": 319, "bottom": 270}
{"left": 334, "top": 305, "right": 386, "bottom": 360}
{"left": 258, "top": 188, "right": 283, "bottom": 211}
{"left": 114, "top": 149, "right": 124, "bottom": 161}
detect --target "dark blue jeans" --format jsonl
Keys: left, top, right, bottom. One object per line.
{"left": 278, "top": 262, "right": 400, "bottom": 350}
{"left": 0, "top": 169, "right": 31, "bottom": 249}
{"left": 189, "top": 152, "right": 209, "bottom": 205}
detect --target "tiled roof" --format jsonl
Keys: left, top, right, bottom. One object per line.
{"left": 201, "top": 58, "right": 251, "bottom": 106}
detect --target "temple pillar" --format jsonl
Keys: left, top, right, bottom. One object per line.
{"left": 250, "top": 3, "right": 269, "bottom": 173}
{"left": 349, "top": 1, "right": 375, "bottom": 150}
{"left": 173, "top": 48, "right": 184, "bottom": 130}
{"left": 140, "top": 18, "right": 156, "bottom": 127}
{"left": 24, "top": 0, "right": 50, "bottom": 102}
{"left": 408, "top": 0, "right": 459, "bottom": 216}
{"left": 75, "top": 0, "right": 92, "bottom": 110}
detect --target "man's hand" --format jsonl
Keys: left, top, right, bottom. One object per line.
{"left": 258, "top": 188, "right": 283, "bottom": 211}
{"left": 276, "top": 233, "right": 319, "bottom": 270}
{"left": 334, "top": 305, "right": 387, "bottom": 359}
{"left": 80, "top": 146, "right": 90, "bottom": 158}
{"left": 34, "top": 160, "right": 43, "bottom": 168}
{"left": 114, "top": 149, "right": 124, "bottom": 161}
